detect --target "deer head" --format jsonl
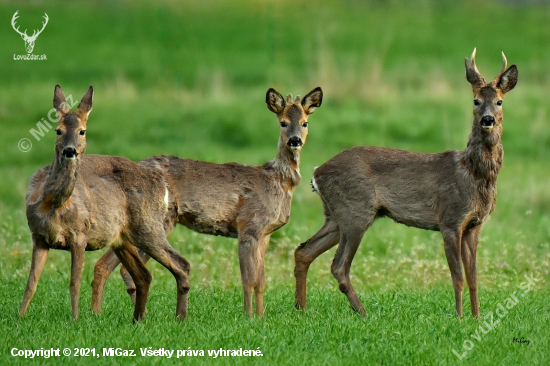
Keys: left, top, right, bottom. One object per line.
{"left": 53, "top": 85, "right": 93, "bottom": 161}
{"left": 465, "top": 48, "right": 518, "bottom": 135}
{"left": 266, "top": 87, "right": 323, "bottom": 152}
{"left": 12, "top": 11, "right": 49, "bottom": 53}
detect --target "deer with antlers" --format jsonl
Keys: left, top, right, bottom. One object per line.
{"left": 11, "top": 11, "right": 48, "bottom": 53}
{"left": 90, "top": 87, "right": 323, "bottom": 317}
{"left": 21, "top": 85, "right": 191, "bottom": 321}
{"left": 294, "top": 50, "right": 517, "bottom": 318}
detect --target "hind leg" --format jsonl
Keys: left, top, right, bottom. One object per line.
{"left": 129, "top": 231, "right": 191, "bottom": 320}
{"left": 111, "top": 241, "right": 152, "bottom": 322}
{"left": 331, "top": 224, "right": 369, "bottom": 316}
{"left": 91, "top": 249, "right": 120, "bottom": 314}
{"left": 294, "top": 216, "right": 340, "bottom": 310}
{"left": 120, "top": 251, "right": 151, "bottom": 306}
{"left": 91, "top": 249, "right": 151, "bottom": 313}
{"left": 19, "top": 234, "right": 49, "bottom": 317}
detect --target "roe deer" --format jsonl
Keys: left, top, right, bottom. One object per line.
{"left": 91, "top": 87, "right": 323, "bottom": 317}
{"left": 21, "top": 85, "right": 191, "bottom": 321}
{"left": 294, "top": 50, "right": 517, "bottom": 318}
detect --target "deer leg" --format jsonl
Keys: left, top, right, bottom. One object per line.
{"left": 69, "top": 236, "right": 87, "bottom": 320}
{"left": 120, "top": 251, "right": 151, "bottom": 306}
{"left": 111, "top": 241, "right": 152, "bottom": 322}
{"left": 294, "top": 217, "right": 340, "bottom": 310}
{"left": 19, "top": 234, "right": 49, "bottom": 317}
{"left": 331, "top": 227, "right": 367, "bottom": 317}
{"left": 129, "top": 231, "right": 191, "bottom": 320}
{"left": 442, "top": 230, "right": 464, "bottom": 318}
{"left": 461, "top": 226, "right": 481, "bottom": 319}
{"left": 253, "top": 235, "right": 270, "bottom": 317}
{"left": 238, "top": 229, "right": 262, "bottom": 317}
{"left": 91, "top": 249, "right": 121, "bottom": 314}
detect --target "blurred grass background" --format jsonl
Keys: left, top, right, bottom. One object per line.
{"left": 0, "top": 0, "right": 549, "bottom": 364}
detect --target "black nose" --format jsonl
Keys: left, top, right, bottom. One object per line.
{"left": 481, "top": 115, "right": 495, "bottom": 127}
{"left": 287, "top": 136, "right": 303, "bottom": 148}
{"left": 63, "top": 147, "right": 77, "bottom": 159}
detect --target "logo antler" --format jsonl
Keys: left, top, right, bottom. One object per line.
{"left": 11, "top": 11, "right": 49, "bottom": 54}
{"left": 11, "top": 11, "right": 27, "bottom": 38}
{"left": 30, "top": 13, "right": 49, "bottom": 40}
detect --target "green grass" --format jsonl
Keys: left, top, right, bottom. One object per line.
{"left": 1, "top": 0, "right": 549, "bottom": 365}
{"left": 0, "top": 280, "right": 548, "bottom": 365}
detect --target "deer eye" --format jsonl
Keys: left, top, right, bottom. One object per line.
{"left": 302, "top": 122, "right": 308, "bottom": 128}
{"left": 79, "top": 130, "right": 86, "bottom": 136}
{"left": 474, "top": 99, "right": 481, "bottom": 106}
{"left": 496, "top": 100, "right": 503, "bottom": 106}
{"left": 280, "top": 122, "right": 288, "bottom": 128}
{"left": 56, "top": 129, "right": 62, "bottom": 135}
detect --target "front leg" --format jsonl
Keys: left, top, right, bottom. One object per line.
{"left": 442, "top": 229, "right": 464, "bottom": 318}
{"left": 254, "top": 235, "right": 270, "bottom": 317}
{"left": 19, "top": 234, "right": 49, "bottom": 317}
{"left": 461, "top": 226, "right": 481, "bottom": 318}
{"left": 238, "top": 227, "right": 262, "bottom": 317}
{"left": 70, "top": 234, "right": 87, "bottom": 320}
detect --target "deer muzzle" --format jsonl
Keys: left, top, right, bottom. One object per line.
{"left": 287, "top": 136, "right": 303, "bottom": 150}
{"left": 62, "top": 147, "right": 78, "bottom": 159}
{"left": 481, "top": 115, "right": 496, "bottom": 130}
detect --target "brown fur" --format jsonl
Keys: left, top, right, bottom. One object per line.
{"left": 294, "top": 50, "right": 518, "bottom": 318}
{"left": 20, "top": 85, "right": 191, "bottom": 322}
{"left": 91, "top": 87, "right": 323, "bottom": 317}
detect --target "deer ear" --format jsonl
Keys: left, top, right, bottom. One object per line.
{"left": 77, "top": 86, "right": 93, "bottom": 119}
{"left": 266, "top": 88, "right": 285, "bottom": 114}
{"left": 53, "top": 84, "right": 69, "bottom": 117}
{"left": 497, "top": 65, "right": 518, "bottom": 94}
{"left": 302, "top": 87, "right": 323, "bottom": 114}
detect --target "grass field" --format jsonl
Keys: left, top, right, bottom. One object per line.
{"left": 0, "top": 0, "right": 549, "bottom": 364}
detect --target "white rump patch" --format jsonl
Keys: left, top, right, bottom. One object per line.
{"left": 311, "top": 176, "right": 320, "bottom": 194}
{"left": 164, "top": 187, "right": 169, "bottom": 211}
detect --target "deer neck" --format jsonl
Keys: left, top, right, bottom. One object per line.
{"left": 266, "top": 137, "right": 302, "bottom": 189}
{"left": 42, "top": 150, "right": 80, "bottom": 210}
{"left": 461, "top": 123, "right": 503, "bottom": 189}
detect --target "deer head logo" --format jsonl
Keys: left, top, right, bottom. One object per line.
{"left": 11, "top": 11, "right": 49, "bottom": 54}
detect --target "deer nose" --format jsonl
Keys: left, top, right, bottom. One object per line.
{"left": 62, "top": 147, "right": 77, "bottom": 159}
{"left": 481, "top": 115, "right": 495, "bottom": 129}
{"left": 287, "top": 136, "right": 303, "bottom": 149}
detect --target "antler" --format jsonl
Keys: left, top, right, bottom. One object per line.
{"left": 11, "top": 11, "right": 28, "bottom": 37}
{"left": 29, "top": 13, "right": 48, "bottom": 40}
{"left": 465, "top": 47, "right": 486, "bottom": 87}
{"left": 499, "top": 52, "right": 508, "bottom": 75}
{"left": 468, "top": 48, "right": 481, "bottom": 75}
